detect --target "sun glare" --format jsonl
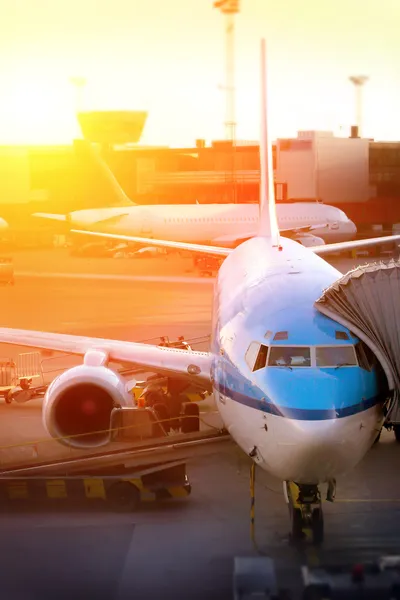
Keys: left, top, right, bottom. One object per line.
{"left": 0, "top": 76, "right": 82, "bottom": 145}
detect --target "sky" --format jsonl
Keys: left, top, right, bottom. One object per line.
{"left": 1, "top": 0, "right": 400, "bottom": 146}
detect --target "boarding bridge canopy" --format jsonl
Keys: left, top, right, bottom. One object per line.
{"left": 315, "top": 260, "right": 400, "bottom": 423}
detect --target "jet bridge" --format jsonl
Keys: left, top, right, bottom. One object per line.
{"left": 315, "top": 259, "right": 400, "bottom": 425}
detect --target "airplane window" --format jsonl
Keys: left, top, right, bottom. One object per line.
{"left": 253, "top": 344, "right": 268, "bottom": 372}
{"left": 273, "top": 331, "right": 288, "bottom": 341}
{"left": 268, "top": 347, "right": 311, "bottom": 367}
{"left": 316, "top": 346, "right": 357, "bottom": 368}
{"left": 245, "top": 341, "right": 261, "bottom": 370}
{"left": 335, "top": 330, "right": 349, "bottom": 340}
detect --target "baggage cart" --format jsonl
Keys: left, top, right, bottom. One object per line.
{"left": 0, "top": 352, "right": 44, "bottom": 404}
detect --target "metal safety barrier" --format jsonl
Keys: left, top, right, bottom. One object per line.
{"left": 0, "top": 408, "right": 229, "bottom": 476}
{"left": 16, "top": 352, "right": 43, "bottom": 382}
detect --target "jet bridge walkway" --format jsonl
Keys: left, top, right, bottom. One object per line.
{"left": 315, "top": 259, "right": 400, "bottom": 427}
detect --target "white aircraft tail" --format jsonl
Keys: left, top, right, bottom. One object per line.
{"left": 258, "top": 39, "right": 280, "bottom": 245}
{"left": 74, "top": 139, "right": 135, "bottom": 208}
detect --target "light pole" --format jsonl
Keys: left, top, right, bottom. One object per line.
{"left": 349, "top": 75, "right": 369, "bottom": 137}
{"left": 213, "top": 0, "right": 240, "bottom": 142}
{"left": 214, "top": 1, "right": 240, "bottom": 203}
{"left": 69, "top": 76, "right": 87, "bottom": 114}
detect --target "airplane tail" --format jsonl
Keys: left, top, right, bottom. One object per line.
{"left": 258, "top": 39, "right": 280, "bottom": 246}
{"left": 73, "top": 139, "right": 135, "bottom": 208}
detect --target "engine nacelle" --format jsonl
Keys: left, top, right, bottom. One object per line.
{"left": 43, "top": 364, "right": 133, "bottom": 449}
{"left": 294, "top": 233, "right": 325, "bottom": 247}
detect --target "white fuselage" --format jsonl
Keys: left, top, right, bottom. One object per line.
{"left": 68, "top": 203, "right": 356, "bottom": 245}
{"left": 211, "top": 236, "right": 384, "bottom": 484}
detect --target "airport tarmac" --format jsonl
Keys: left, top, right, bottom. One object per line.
{"left": 1, "top": 250, "right": 400, "bottom": 599}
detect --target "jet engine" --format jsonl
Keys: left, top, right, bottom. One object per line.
{"left": 293, "top": 233, "right": 325, "bottom": 247}
{"left": 42, "top": 359, "right": 133, "bottom": 449}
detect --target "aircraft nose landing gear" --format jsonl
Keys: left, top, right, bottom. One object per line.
{"left": 285, "top": 482, "right": 324, "bottom": 545}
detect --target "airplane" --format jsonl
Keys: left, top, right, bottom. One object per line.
{"left": 1, "top": 40, "right": 398, "bottom": 544}
{"left": 32, "top": 148, "right": 357, "bottom": 249}
{"left": 34, "top": 201, "right": 357, "bottom": 249}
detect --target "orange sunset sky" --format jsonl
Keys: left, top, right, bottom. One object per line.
{"left": 0, "top": 0, "right": 399, "bottom": 147}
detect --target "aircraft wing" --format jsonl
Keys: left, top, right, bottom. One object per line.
{"left": 282, "top": 223, "right": 329, "bottom": 234}
{"left": 34, "top": 213, "right": 132, "bottom": 228}
{"left": 311, "top": 234, "right": 400, "bottom": 256}
{"left": 211, "top": 224, "right": 329, "bottom": 246}
{"left": 71, "top": 229, "right": 232, "bottom": 257}
{"left": 0, "top": 328, "right": 213, "bottom": 391}
{"left": 71, "top": 227, "right": 400, "bottom": 258}
{"left": 33, "top": 213, "right": 67, "bottom": 222}
{"left": 90, "top": 214, "right": 131, "bottom": 228}
{"left": 211, "top": 232, "right": 254, "bottom": 246}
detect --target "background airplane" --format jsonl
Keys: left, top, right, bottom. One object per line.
{"left": 1, "top": 41, "right": 398, "bottom": 544}
{"left": 35, "top": 201, "right": 356, "bottom": 248}
{"left": 33, "top": 143, "right": 357, "bottom": 248}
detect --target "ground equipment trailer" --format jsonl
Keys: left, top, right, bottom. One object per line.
{"left": 0, "top": 460, "right": 191, "bottom": 512}
{"left": 0, "top": 405, "right": 230, "bottom": 511}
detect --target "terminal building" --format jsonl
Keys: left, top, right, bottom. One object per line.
{"left": 1, "top": 110, "right": 400, "bottom": 237}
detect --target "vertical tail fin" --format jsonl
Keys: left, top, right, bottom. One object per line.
{"left": 258, "top": 39, "right": 280, "bottom": 245}
{"left": 73, "top": 139, "right": 135, "bottom": 208}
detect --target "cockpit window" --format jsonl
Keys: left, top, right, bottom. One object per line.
{"left": 253, "top": 345, "right": 268, "bottom": 372}
{"left": 245, "top": 342, "right": 261, "bottom": 370}
{"left": 355, "top": 341, "right": 375, "bottom": 371}
{"left": 245, "top": 342, "right": 269, "bottom": 372}
{"left": 316, "top": 346, "right": 357, "bottom": 367}
{"left": 268, "top": 346, "right": 311, "bottom": 367}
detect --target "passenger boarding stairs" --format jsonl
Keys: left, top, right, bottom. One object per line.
{"left": 315, "top": 259, "right": 400, "bottom": 424}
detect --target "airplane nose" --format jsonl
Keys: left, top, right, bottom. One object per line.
{"left": 349, "top": 219, "right": 357, "bottom": 234}
{"left": 267, "top": 412, "right": 377, "bottom": 484}
{"left": 272, "top": 419, "right": 347, "bottom": 483}
{"left": 336, "top": 219, "right": 357, "bottom": 242}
